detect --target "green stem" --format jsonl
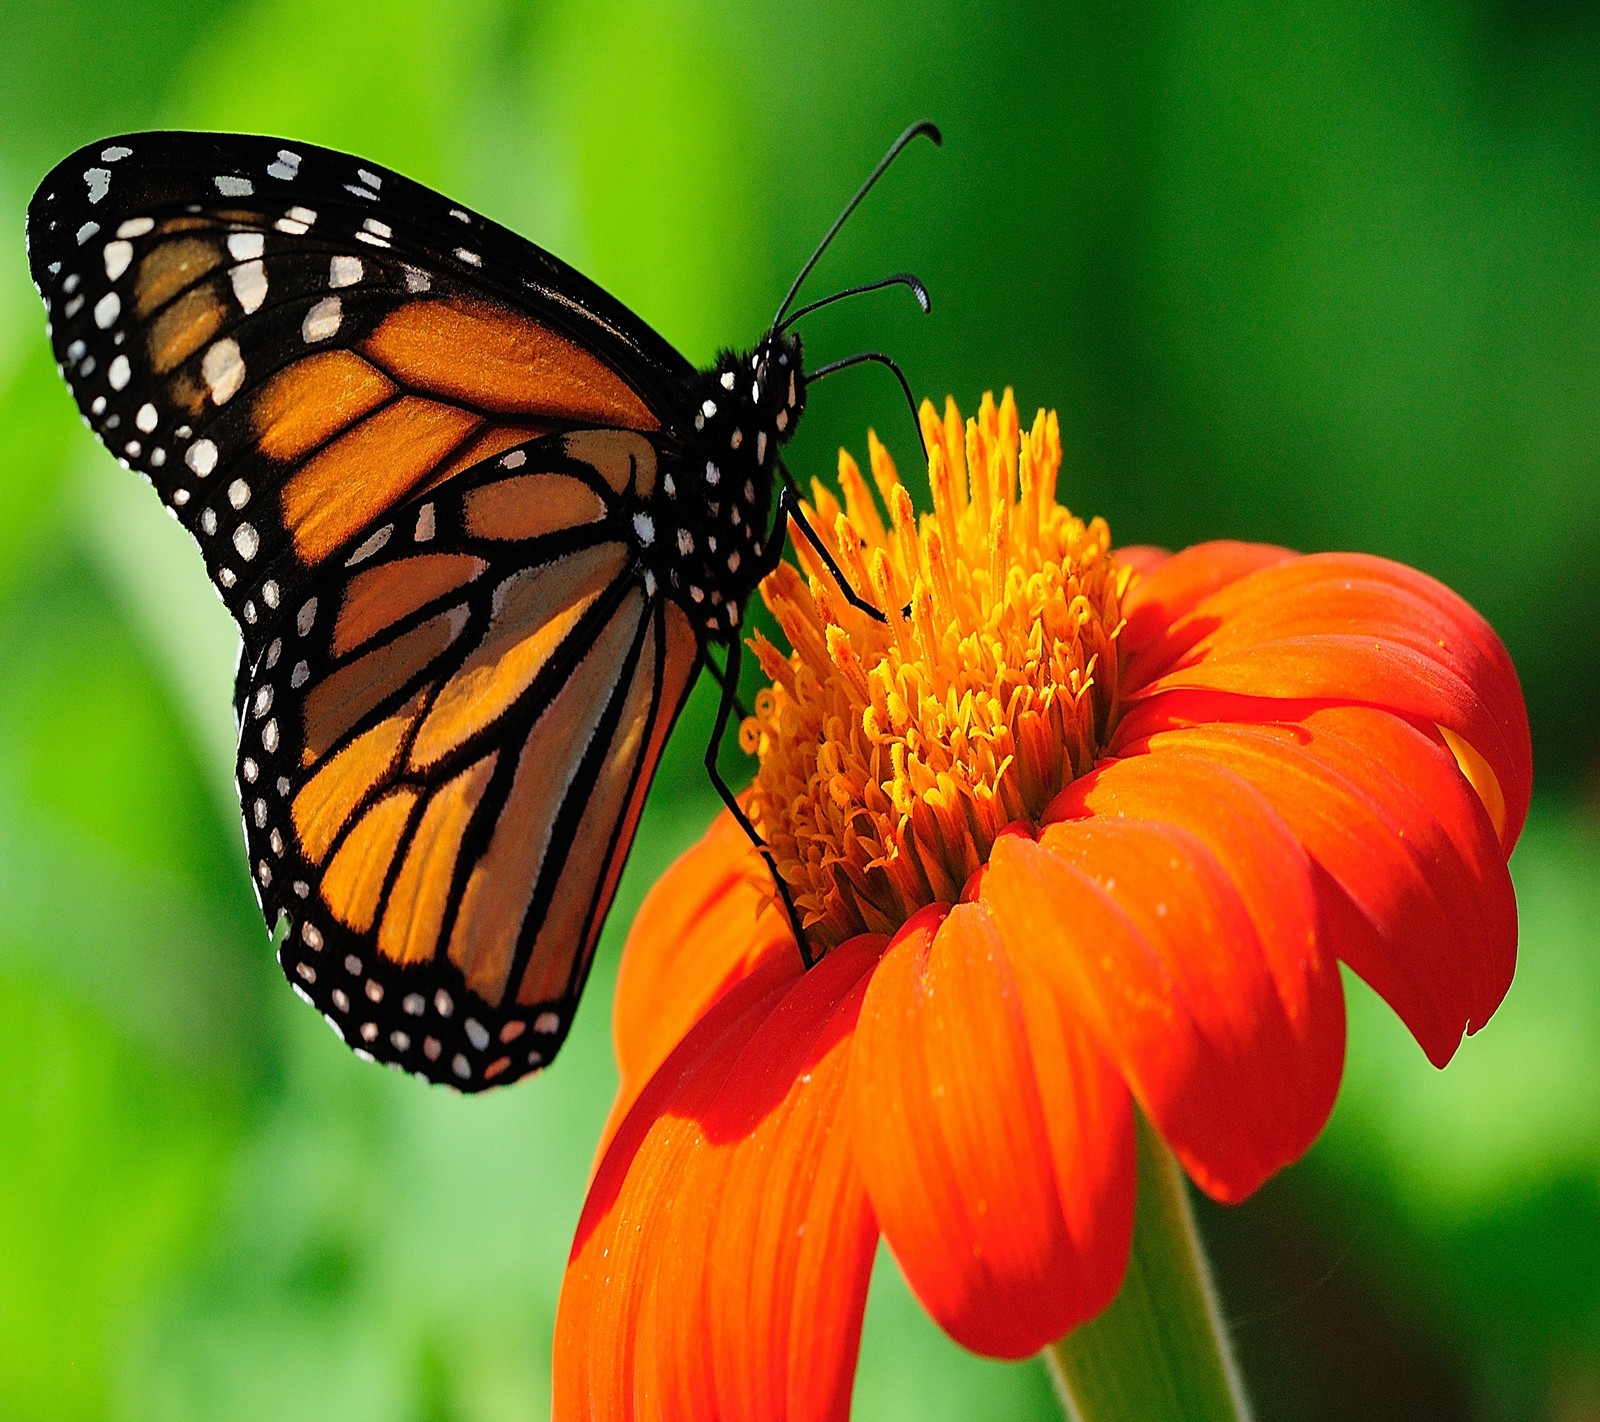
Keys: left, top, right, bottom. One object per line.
{"left": 1044, "top": 1115, "right": 1252, "bottom": 1422}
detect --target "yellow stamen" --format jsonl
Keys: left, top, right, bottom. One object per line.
{"left": 744, "top": 391, "right": 1127, "bottom": 950}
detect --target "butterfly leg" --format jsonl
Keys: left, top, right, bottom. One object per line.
{"left": 771, "top": 483, "right": 889, "bottom": 623}
{"left": 702, "top": 634, "right": 817, "bottom": 969}
{"left": 701, "top": 644, "right": 751, "bottom": 721}
{"left": 771, "top": 479, "right": 913, "bottom": 623}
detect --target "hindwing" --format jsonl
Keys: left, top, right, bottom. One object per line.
{"left": 235, "top": 430, "right": 701, "bottom": 1087}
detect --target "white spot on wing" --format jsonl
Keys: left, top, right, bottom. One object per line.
{"left": 108, "top": 354, "right": 131, "bottom": 390}
{"left": 345, "top": 524, "right": 392, "bottom": 565}
{"left": 186, "top": 439, "right": 217, "bottom": 476}
{"left": 84, "top": 168, "right": 111, "bottom": 204}
{"left": 301, "top": 296, "right": 341, "bottom": 342}
{"left": 75, "top": 221, "right": 99, "bottom": 245}
{"left": 103, "top": 240, "right": 132, "bottom": 280}
{"left": 414, "top": 503, "right": 435, "bottom": 542}
{"left": 234, "top": 523, "right": 259, "bottom": 560}
{"left": 215, "top": 175, "right": 253, "bottom": 197}
{"left": 135, "top": 403, "right": 158, "bottom": 433}
{"left": 328, "top": 254, "right": 362, "bottom": 288}
{"left": 101, "top": 145, "right": 132, "bottom": 162}
{"left": 227, "top": 231, "right": 265, "bottom": 261}
{"left": 231, "top": 260, "right": 268, "bottom": 313}
{"left": 201, "top": 338, "right": 245, "bottom": 404}
{"left": 93, "top": 291, "right": 120, "bottom": 329}
{"left": 116, "top": 216, "right": 154, "bottom": 238}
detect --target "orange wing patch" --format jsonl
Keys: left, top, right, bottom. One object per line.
{"left": 514, "top": 613, "right": 659, "bottom": 1005}
{"left": 360, "top": 297, "right": 659, "bottom": 431}
{"left": 253, "top": 351, "right": 398, "bottom": 462}
{"left": 445, "top": 586, "right": 646, "bottom": 1003}
{"left": 563, "top": 429, "right": 658, "bottom": 498}
{"left": 282, "top": 398, "right": 482, "bottom": 562}
{"left": 377, "top": 753, "right": 499, "bottom": 966}
{"left": 516, "top": 599, "right": 700, "bottom": 1006}
{"left": 429, "top": 424, "right": 554, "bottom": 488}
{"left": 333, "top": 552, "right": 488, "bottom": 658}
{"left": 322, "top": 788, "right": 419, "bottom": 933}
{"left": 133, "top": 235, "right": 222, "bottom": 318}
{"left": 147, "top": 286, "right": 228, "bottom": 376}
{"left": 302, "top": 604, "right": 470, "bottom": 762}
{"left": 462, "top": 473, "right": 607, "bottom": 542}
{"left": 292, "top": 692, "right": 424, "bottom": 862}
{"left": 407, "top": 543, "right": 627, "bottom": 772}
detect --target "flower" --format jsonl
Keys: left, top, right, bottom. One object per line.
{"left": 552, "top": 393, "right": 1530, "bottom": 1418}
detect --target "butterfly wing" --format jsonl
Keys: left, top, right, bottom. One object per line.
{"left": 25, "top": 132, "right": 697, "bottom": 662}
{"left": 239, "top": 430, "right": 702, "bottom": 1088}
{"left": 28, "top": 134, "right": 714, "bottom": 1087}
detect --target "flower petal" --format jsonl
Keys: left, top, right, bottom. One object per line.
{"left": 556, "top": 937, "right": 882, "bottom": 1422}
{"left": 1044, "top": 750, "right": 1347, "bottom": 1168}
{"left": 1113, "top": 699, "right": 1517, "bottom": 1067}
{"left": 1120, "top": 540, "right": 1296, "bottom": 693}
{"left": 849, "top": 902, "right": 1135, "bottom": 1357}
{"left": 1126, "top": 553, "right": 1532, "bottom": 849}
{"left": 611, "top": 811, "right": 787, "bottom": 1122}
{"left": 986, "top": 806, "right": 1328, "bottom": 1203}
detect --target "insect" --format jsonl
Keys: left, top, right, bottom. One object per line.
{"left": 26, "top": 123, "right": 937, "bottom": 1090}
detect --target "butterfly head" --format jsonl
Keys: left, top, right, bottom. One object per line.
{"left": 703, "top": 326, "right": 806, "bottom": 459}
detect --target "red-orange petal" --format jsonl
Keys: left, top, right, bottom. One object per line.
{"left": 1113, "top": 698, "right": 1517, "bottom": 1067}
{"left": 848, "top": 902, "right": 1136, "bottom": 1357}
{"left": 1110, "top": 542, "right": 1172, "bottom": 583}
{"left": 1120, "top": 540, "right": 1296, "bottom": 694}
{"left": 1125, "top": 553, "right": 1532, "bottom": 850}
{"left": 1043, "top": 750, "right": 1347, "bottom": 1167}
{"left": 985, "top": 805, "right": 1331, "bottom": 1204}
{"left": 610, "top": 811, "right": 787, "bottom": 1129}
{"left": 555, "top": 936, "right": 882, "bottom": 1422}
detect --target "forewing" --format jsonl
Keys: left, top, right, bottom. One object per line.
{"left": 236, "top": 431, "right": 702, "bottom": 1089}
{"left": 26, "top": 132, "right": 696, "bottom": 660}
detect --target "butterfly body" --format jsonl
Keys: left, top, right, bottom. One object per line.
{"left": 637, "top": 333, "right": 803, "bottom": 635}
{"left": 26, "top": 132, "right": 818, "bottom": 1090}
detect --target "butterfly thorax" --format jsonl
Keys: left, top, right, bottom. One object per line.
{"left": 637, "top": 329, "right": 805, "bottom": 641}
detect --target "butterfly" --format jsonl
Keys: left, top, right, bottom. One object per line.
{"left": 25, "top": 124, "right": 937, "bottom": 1090}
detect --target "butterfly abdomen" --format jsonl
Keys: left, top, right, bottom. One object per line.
{"left": 636, "top": 330, "right": 806, "bottom": 639}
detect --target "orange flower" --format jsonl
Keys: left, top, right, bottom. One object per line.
{"left": 553, "top": 393, "right": 1530, "bottom": 1417}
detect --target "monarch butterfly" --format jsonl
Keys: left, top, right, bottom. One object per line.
{"left": 26, "top": 123, "right": 937, "bottom": 1090}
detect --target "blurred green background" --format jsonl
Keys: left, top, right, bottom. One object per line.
{"left": 1, "top": 1, "right": 1597, "bottom": 1417}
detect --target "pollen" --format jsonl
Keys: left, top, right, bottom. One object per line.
{"left": 743, "top": 391, "right": 1128, "bottom": 950}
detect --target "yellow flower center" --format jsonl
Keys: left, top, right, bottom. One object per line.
{"left": 742, "top": 391, "right": 1129, "bottom": 950}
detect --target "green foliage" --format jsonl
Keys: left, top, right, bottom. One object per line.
{"left": 2, "top": 0, "right": 1598, "bottom": 1417}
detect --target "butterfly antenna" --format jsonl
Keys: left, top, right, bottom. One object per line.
{"left": 773, "top": 120, "right": 942, "bottom": 329}
{"left": 778, "top": 271, "right": 931, "bottom": 331}
{"left": 808, "top": 350, "right": 927, "bottom": 460}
